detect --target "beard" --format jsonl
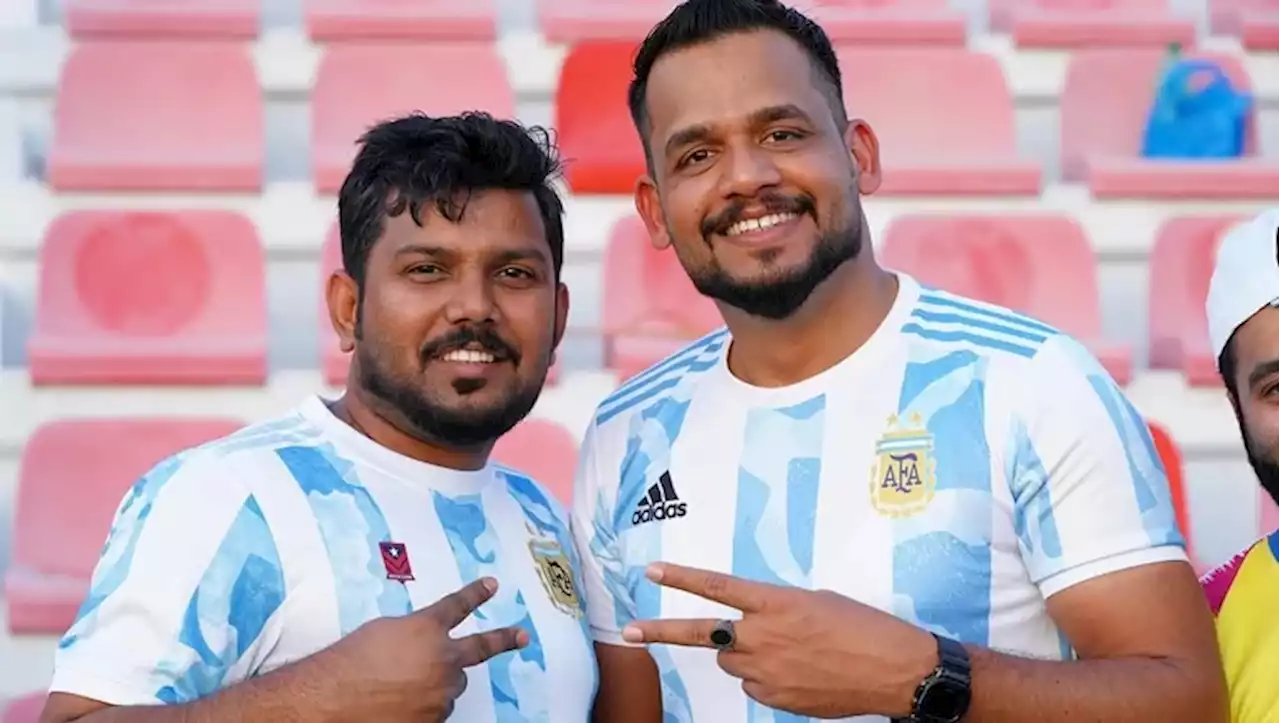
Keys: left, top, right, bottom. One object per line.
{"left": 1245, "top": 437, "right": 1279, "bottom": 505}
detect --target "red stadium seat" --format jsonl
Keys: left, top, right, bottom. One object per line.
{"left": 64, "top": 0, "right": 259, "bottom": 39}
{"left": 603, "top": 216, "right": 721, "bottom": 383}
{"left": 0, "top": 693, "right": 43, "bottom": 723}
{"left": 29, "top": 211, "right": 268, "bottom": 385}
{"left": 5, "top": 418, "right": 243, "bottom": 634}
{"left": 312, "top": 43, "right": 514, "bottom": 194}
{"left": 555, "top": 41, "right": 644, "bottom": 194}
{"left": 880, "top": 214, "right": 1132, "bottom": 383}
{"left": 1210, "top": 0, "right": 1279, "bottom": 50}
{"left": 808, "top": 0, "right": 966, "bottom": 45}
{"left": 492, "top": 420, "right": 580, "bottom": 505}
{"left": 305, "top": 0, "right": 497, "bottom": 41}
{"left": 1061, "top": 50, "right": 1274, "bottom": 200}
{"left": 838, "top": 49, "right": 1041, "bottom": 196}
{"left": 49, "top": 41, "right": 262, "bottom": 191}
{"left": 1148, "top": 421, "right": 1196, "bottom": 564}
{"left": 539, "top": 0, "right": 676, "bottom": 43}
{"left": 1147, "top": 215, "right": 1247, "bottom": 385}
{"left": 988, "top": 0, "right": 1195, "bottom": 48}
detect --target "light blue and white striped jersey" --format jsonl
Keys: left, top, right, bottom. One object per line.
{"left": 50, "top": 396, "right": 597, "bottom": 722}
{"left": 572, "top": 274, "right": 1186, "bottom": 723}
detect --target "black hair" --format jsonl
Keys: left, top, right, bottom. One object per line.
{"left": 337, "top": 112, "right": 565, "bottom": 286}
{"left": 627, "top": 0, "right": 846, "bottom": 154}
{"left": 1219, "top": 340, "right": 1239, "bottom": 401}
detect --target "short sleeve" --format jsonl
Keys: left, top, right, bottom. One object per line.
{"left": 1008, "top": 336, "right": 1187, "bottom": 599}
{"left": 49, "top": 453, "right": 289, "bottom": 705}
{"left": 570, "top": 421, "right": 641, "bottom": 647}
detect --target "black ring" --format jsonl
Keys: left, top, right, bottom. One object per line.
{"left": 710, "top": 619, "right": 736, "bottom": 651}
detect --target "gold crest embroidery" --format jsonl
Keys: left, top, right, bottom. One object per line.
{"left": 869, "top": 412, "right": 937, "bottom": 517}
{"left": 528, "top": 533, "right": 584, "bottom": 618}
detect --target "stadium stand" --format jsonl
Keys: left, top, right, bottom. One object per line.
{"left": 554, "top": 40, "right": 644, "bottom": 194}
{"left": 879, "top": 214, "right": 1133, "bottom": 384}
{"left": 28, "top": 211, "right": 268, "bottom": 385}
{"left": 1061, "top": 49, "right": 1276, "bottom": 199}
{"left": 539, "top": 0, "right": 676, "bottom": 43}
{"left": 305, "top": 0, "right": 499, "bottom": 41}
{"left": 1209, "top": 0, "right": 1280, "bottom": 50}
{"left": 62, "top": 0, "right": 261, "bottom": 39}
{"left": 0, "top": 693, "right": 41, "bottom": 723}
{"left": 492, "top": 419, "right": 580, "bottom": 505}
{"left": 988, "top": 0, "right": 1197, "bottom": 48}
{"left": 780, "top": 0, "right": 967, "bottom": 46}
{"left": 312, "top": 42, "right": 515, "bottom": 193}
{"left": 48, "top": 41, "right": 263, "bottom": 191}
{"left": 5, "top": 418, "right": 244, "bottom": 634}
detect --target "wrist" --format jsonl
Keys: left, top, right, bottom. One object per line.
{"left": 885, "top": 626, "right": 941, "bottom": 717}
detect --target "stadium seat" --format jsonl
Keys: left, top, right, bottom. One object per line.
{"left": 48, "top": 41, "right": 262, "bottom": 191}
{"left": 1210, "top": 0, "right": 1279, "bottom": 50}
{"left": 1060, "top": 50, "right": 1275, "bottom": 200}
{"left": 305, "top": 0, "right": 497, "bottom": 41}
{"left": 808, "top": 0, "right": 967, "bottom": 45}
{"left": 492, "top": 420, "right": 580, "bottom": 505}
{"left": 1148, "top": 421, "right": 1196, "bottom": 564}
{"left": 320, "top": 223, "right": 347, "bottom": 387}
{"left": 880, "top": 214, "right": 1133, "bottom": 384}
{"left": 312, "top": 43, "right": 514, "bottom": 193}
{"left": 988, "top": 0, "right": 1195, "bottom": 48}
{"left": 29, "top": 211, "right": 268, "bottom": 385}
{"left": 539, "top": 0, "right": 676, "bottom": 43}
{"left": 555, "top": 41, "right": 644, "bottom": 194}
{"left": 837, "top": 49, "right": 1041, "bottom": 196}
{"left": 63, "top": 0, "right": 260, "bottom": 39}
{"left": 0, "top": 693, "right": 42, "bottom": 723}
{"left": 603, "top": 216, "right": 721, "bottom": 383}
{"left": 1147, "top": 215, "right": 1247, "bottom": 385}
{"left": 5, "top": 418, "right": 243, "bottom": 635}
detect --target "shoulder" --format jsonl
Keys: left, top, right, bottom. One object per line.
{"left": 496, "top": 465, "right": 572, "bottom": 528}
{"left": 591, "top": 327, "right": 730, "bottom": 431}
{"left": 1201, "top": 531, "right": 1279, "bottom": 615}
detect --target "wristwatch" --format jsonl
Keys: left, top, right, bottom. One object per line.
{"left": 893, "top": 633, "right": 972, "bottom": 723}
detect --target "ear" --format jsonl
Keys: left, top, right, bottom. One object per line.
{"left": 552, "top": 281, "right": 570, "bottom": 351}
{"left": 845, "top": 119, "right": 882, "bottom": 196}
{"left": 635, "top": 174, "right": 672, "bottom": 250}
{"left": 326, "top": 270, "right": 360, "bottom": 353}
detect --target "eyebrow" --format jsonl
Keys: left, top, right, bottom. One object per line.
{"left": 1248, "top": 359, "right": 1279, "bottom": 389}
{"left": 393, "top": 243, "right": 550, "bottom": 267}
{"left": 662, "top": 103, "right": 814, "bottom": 159}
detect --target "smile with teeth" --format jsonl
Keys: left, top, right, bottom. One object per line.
{"left": 440, "top": 349, "right": 498, "bottom": 364}
{"left": 724, "top": 212, "right": 799, "bottom": 237}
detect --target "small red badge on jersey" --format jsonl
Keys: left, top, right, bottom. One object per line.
{"left": 379, "top": 541, "right": 414, "bottom": 582}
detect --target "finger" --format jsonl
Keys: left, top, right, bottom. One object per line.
{"left": 423, "top": 577, "right": 499, "bottom": 629}
{"left": 454, "top": 625, "right": 529, "bottom": 667}
{"left": 716, "top": 650, "right": 755, "bottom": 680}
{"left": 621, "top": 618, "right": 740, "bottom": 649}
{"left": 645, "top": 563, "right": 771, "bottom": 612}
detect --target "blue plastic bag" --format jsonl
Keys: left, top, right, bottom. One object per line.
{"left": 1141, "top": 58, "right": 1252, "bottom": 159}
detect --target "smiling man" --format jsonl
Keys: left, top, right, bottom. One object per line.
{"left": 40, "top": 113, "right": 597, "bottom": 723}
{"left": 569, "top": 1, "right": 1227, "bottom": 722}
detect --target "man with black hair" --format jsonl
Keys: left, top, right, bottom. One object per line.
{"left": 40, "top": 113, "right": 597, "bottom": 723}
{"left": 1199, "top": 209, "right": 1278, "bottom": 723}
{"left": 570, "top": 1, "right": 1227, "bottom": 722}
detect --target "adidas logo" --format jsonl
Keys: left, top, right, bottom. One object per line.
{"left": 631, "top": 472, "right": 687, "bottom": 526}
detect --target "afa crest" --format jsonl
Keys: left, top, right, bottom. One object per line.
{"left": 528, "top": 531, "right": 584, "bottom": 618}
{"left": 869, "top": 412, "right": 937, "bottom": 517}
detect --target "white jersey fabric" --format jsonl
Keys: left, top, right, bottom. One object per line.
{"left": 50, "top": 396, "right": 597, "bottom": 722}
{"left": 572, "top": 274, "right": 1187, "bottom": 723}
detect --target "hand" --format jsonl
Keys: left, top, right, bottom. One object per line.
{"left": 322, "top": 577, "right": 528, "bottom": 722}
{"left": 621, "top": 563, "right": 938, "bottom": 719}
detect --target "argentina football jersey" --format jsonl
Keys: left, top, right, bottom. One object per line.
{"left": 572, "top": 274, "right": 1186, "bottom": 722}
{"left": 49, "top": 396, "right": 598, "bottom": 722}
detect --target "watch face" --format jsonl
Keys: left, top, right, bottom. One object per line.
{"left": 920, "top": 680, "right": 972, "bottom": 721}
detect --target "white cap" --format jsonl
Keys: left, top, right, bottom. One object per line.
{"left": 1206, "top": 208, "right": 1279, "bottom": 368}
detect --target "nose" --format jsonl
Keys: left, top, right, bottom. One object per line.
{"left": 442, "top": 272, "right": 499, "bottom": 326}
{"left": 716, "top": 142, "right": 783, "bottom": 199}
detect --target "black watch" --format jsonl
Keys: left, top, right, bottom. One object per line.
{"left": 894, "top": 633, "right": 972, "bottom": 723}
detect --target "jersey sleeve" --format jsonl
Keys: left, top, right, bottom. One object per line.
{"left": 570, "top": 420, "right": 641, "bottom": 648}
{"left": 1008, "top": 336, "right": 1188, "bottom": 599}
{"left": 49, "top": 452, "right": 289, "bottom": 706}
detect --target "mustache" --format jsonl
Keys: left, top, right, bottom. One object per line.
{"left": 421, "top": 326, "right": 520, "bottom": 365}
{"left": 700, "top": 192, "right": 816, "bottom": 237}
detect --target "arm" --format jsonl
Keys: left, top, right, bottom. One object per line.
{"left": 951, "top": 337, "right": 1227, "bottom": 723}
{"left": 569, "top": 421, "right": 663, "bottom": 723}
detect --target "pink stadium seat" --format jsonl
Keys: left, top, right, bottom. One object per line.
{"left": 555, "top": 41, "right": 645, "bottom": 193}
{"left": 1061, "top": 50, "right": 1275, "bottom": 200}
{"left": 0, "top": 693, "right": 43, "bottom": 723}
{"left": 838, "top": 48, "right": 1041, "bottom": 195}
{"left": 1147, "top": 215, "right": 1247, "bottom": 385}
{"left": 29, "top": 211, "right": 267, "bottom": 385}
{"left": 305, "top": 0, "right": 497, "bottom": 41}
{"left": 539, "top": 0, "right": 676, "bottom": 43}
{"left": 880, "top": 214, "right": 1133, "bottom": 384}
{"left": 1210, "top": 0, "right": 1279, "bottom": 50}
{"left": 603, "top": 216, "right": 721, "bottom": 383}
{"left": 808, "top": 0, "right": 966, "bottom": 45}
{"left": 49, "top": 41, "right": 262, "bottom": 191}
{"left": 64, "top": 0, "right": 259, "bottom": 39}
{"left": 312, "top": 43, "right": 514, "bottom": 194}
{"left": 1148, "top": 421, "right": 1196, "bottom": 564}
{"left": 988, "top": 0, "right": 1195, "bottom": 48}
{"left": 5, "top": 418, "right": 243, "bottom": 635}
{"left": 492, "top": 420, "right": 580, "bottom": 505}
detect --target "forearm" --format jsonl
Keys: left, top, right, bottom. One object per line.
{"left": 961, "top": 646, "right": 1228, "bottom": 723}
